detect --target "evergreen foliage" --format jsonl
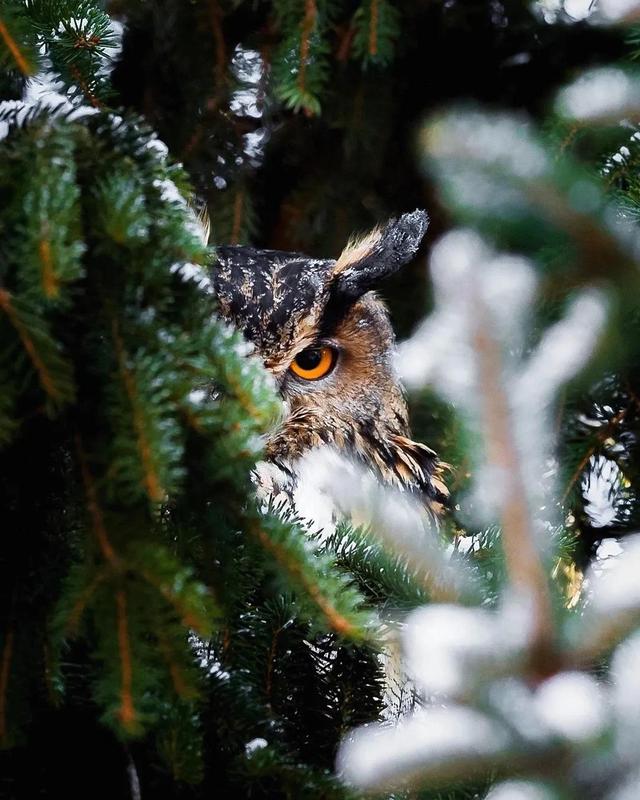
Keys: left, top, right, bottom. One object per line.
{"left": 1, "top": 1, "right": 640, "bottom": 799}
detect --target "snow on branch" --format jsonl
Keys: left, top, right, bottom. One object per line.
{"left": 334, "top": 225, "right": 640, "bottom": 797}
{"left": 556, "top": 67, "right": 640, "bottom": 123}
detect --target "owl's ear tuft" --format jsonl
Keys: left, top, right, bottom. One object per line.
{"left": 331, "top": 209, "right": 429, "bottom": 302}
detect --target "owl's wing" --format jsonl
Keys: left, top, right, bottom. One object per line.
{"left": 387, "top": 433, "right": 450, "bottom": 515}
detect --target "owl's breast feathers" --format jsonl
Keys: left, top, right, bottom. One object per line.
{"left": 263, "top": 407, "right": 449, "bottom": 517}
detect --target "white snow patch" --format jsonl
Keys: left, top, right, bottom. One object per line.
{"left": 563, "top": 0, "right": 595, "bottom": 20}
{"left": 0, "top": 70, "right": 99, "bottom": 140}
{"left": 188, "top": 389, "right": 208, "bottom": 405}
{"left": 426, "top": 111, "right": 549, "bottom": 180}
{"left": 153, "top": 177, "right": 187, "bottom": 207}
{"left": 595, "top": 537, "right": 624, "bottom": 564}
{"left": 557, "top": 68, "right": 640, "bottom": 122}
{"left": 516, "top": 290, "right": 607, "bottom": 413}
{"left": 170, "top": 262, "right": 212, "bottom": 293}
{"left": 589, "top": 533, "right": 640, "bottom": 614}
{"left": 608, "top": 772, "right": 640, "bottom": 800}
{"left": 245, "top": 737, "right": 268, "bottom": 755}
{"left": 146, "top": 136, "right": 169, "bottom": 159}
{"left": 485, "top": 781, "right": 557, "bottom": 800}
{"left": 611, "top": 630, "right": 640, "bottom": 752}
{"left": 599, "top": 0, "right": 640, "bottom": 22}
{"left": 582, "top": 457, "right": 620, "bottom": 528}
{"left": 402, "top": 602, "right": 530, "bottom": 697}
{"left": 230, "top": 47, "right": 264, "bottom": 127}
{"left": 293, "top": 448, "right": 472, "bottom": 596}
{"left": 533, "top": 671, "right": 607, "bottom": 743}
{"left": 337, "top": 706, "right": 510, "bottom": 790}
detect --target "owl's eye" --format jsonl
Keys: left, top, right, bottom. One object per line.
{"left": 289, "top": 346, "right": 337, "bottom": 381}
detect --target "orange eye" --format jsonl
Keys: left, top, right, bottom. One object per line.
{"left": 289, "top": 346, "right": 336, "bottom": 381}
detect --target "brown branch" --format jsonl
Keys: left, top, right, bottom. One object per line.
{"left": 230, "top": 188, "right": 245, "bottom": 244}
{"left": 157, "top": 631, "right": 194, "bottom": 699}
{"left": 66, "top": 569, "right": 109, "bottom": 635}
{"left": 473, "top": 298, "right": 556, "bottom": 672}
{"left": 0, "top": 627, "right": 14, "bottom": 744}
{"left": 222, "top": 626, "right": 231, "bottom": 655}
{"left": 181, "top": 1, "right": 228, "bottom": 158}
{"left": 298, "top": 0, "right": 317, "bottom": 96}
{"left": 368, "top": 0, "right": 379, "bottom": 57}
{"left": 527, "top": 180, "right": 636, "bottom": 285}
{"left": 206, "top": 0, "right": 227, "bottom": 84}
{"left": 139, "top": 568, "right": 209, "bottom": 636}
{"left": 0, "top": 289, "right": 61, "bottom": 400}
{"left": 556, "top": 122, "right": 581, "bottom": 157}
{"left": 0, "top": 16, "right": 32, "bottom": 75}
{"left": 116, "top": 589, "right": 136, "bottom": 730}
{"left": 111, "top": 319, "right": 164, "bottom": 503}
{"left": 75, "top": 434, "right": 121, "bottom": 566}
{"left": 569, "top": 609, "right": 640, "bottom": 670}
{"left": 38, "top": 222, "right": 59, "bottom": 299}
{"left": 69, "top": 64, "right": 102, "bottom": 109}
{"left": 336, "top": 23, "right": 355, "bottom": 62}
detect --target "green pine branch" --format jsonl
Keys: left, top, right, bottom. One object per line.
{"left": 272, "top": 0, "right": 335, "bottom": 116}
{"left": 352, "top": 0, "right": 400, "bottom": 68}
{"left": 0, "top": 4, "right": 39, "bottom": 77}
{"left": 246, "top": 511, "right": 373, "bottom": 641}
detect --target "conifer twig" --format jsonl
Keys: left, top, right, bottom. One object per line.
{"left": 75, "top": 435, "right": 120, "bottom": 566}
{"left": 156, "top": 631, "right": 192, "bottom": 699}
{"left": 0, "top": 16, "right": 32, "bottom": 75}
{"left": 0, "top": 289, "right": 60, "bottom": 401}
{"left": 368, "top": 0, "right": 379, "bottom": 57}
{"left": 111, "top": 319, "right": 164, "bottom": 503}
{"left": 472, "top": 296, "right": 556, "bottom": 671}
{"left": 116, "top": 589, "right": 136, "bottom": 730}
{"left": 69, "top": 63, "right": 102, "bottom": 109}
{"left": 298, "top": 0, "right": 317, "bottom": 99}
{"left": 561, "top": 407, "right": 627, "bottom": 503}
{"left": 138, "top": 568, "right": 208, "bottom": 635}
{"left": 206, "top": 0, "right": 227, "bottom": 84}
{"left": 248, "top": 519, "right": 359, "bottom": 637}
{"left": 0, "top": 627, "right": 14, "bottom": 745}
{"left": 38, "top": 231, "right": 59, "bottom": 299}
{"left": 66, "top": 569, "right": 109, "bottom": 634}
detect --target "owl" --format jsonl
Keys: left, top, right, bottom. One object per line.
{"left": 211, "top": 209, "right": 448, "bottom": 525}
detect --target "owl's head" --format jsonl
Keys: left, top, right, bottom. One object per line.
{"left": 212, "top": 210, "right": 447, "bottom": 508}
